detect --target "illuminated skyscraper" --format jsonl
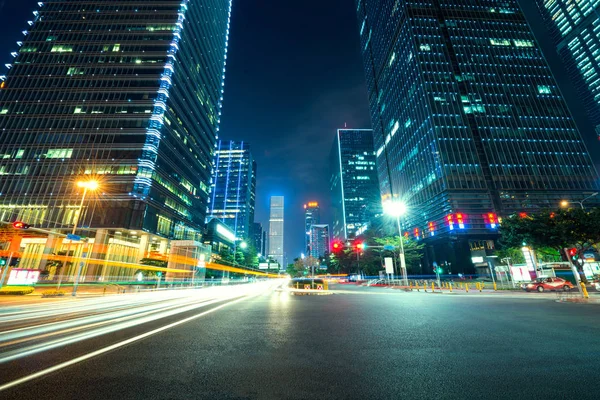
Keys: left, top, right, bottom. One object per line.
{"left": 356, "top": 0, "right": 599, "bottom": 270}
{"left": 208, "top": 141, "right": 256, "bottom": 241}
{"left": 251, "top": 222, "right": 264, "bottom": 254}
{"left": 536, "top": 1, "right": 600, "bottom": 138}
{"left": 330, "top": 129, "right": 380, "bottom": 240}
{"left": 0, "top": 0, "right": 232, "bottom": 242}
{"left": 309, "top": 224, "right": 330, "bottom": 259}
{"left": 303, "top": 202, "right": 320, "bottom": 254}
{"left": 268, "top": 196, "right": 284, "bottom": 267}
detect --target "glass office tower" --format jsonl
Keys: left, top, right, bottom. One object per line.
{"left": 356, "top": 0, "right": 599, "bottom": 270}
{"left": 268, "top": 196, "right": 284, "bottom": 268}
{"left": 303, "top": 202, "right": 320, "bottom": 254}
{"left": 208, "top": 140, "right": 256, "bottom": 241}
{"left": 0, "top": 0, "right": 232, "bottom": 241}
{"left": 330, "top": 129, "right": 380, "bottom": 240}
{"left": 309, "top": 224, "right": 330, "bottom": 259}
{"left": 536, "top": 1, "right": 600, "bottom": 138}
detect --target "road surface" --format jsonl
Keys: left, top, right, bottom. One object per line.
{"left": 1, "top": 282, "right": 599, "bottom": 399}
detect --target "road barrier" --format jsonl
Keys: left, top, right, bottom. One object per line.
{"left": 581, "top": 282, "right": 589, "bottom": 299}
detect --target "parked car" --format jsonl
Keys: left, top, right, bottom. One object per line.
{"left": 522, "top": 277, "right": 574, "bottom": 292}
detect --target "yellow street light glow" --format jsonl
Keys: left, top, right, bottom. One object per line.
{"left": 77, "top": 180, "right": 99, "bottom": 190}
{"left": 560, "top": 200, "right": 569, "bottom": 208}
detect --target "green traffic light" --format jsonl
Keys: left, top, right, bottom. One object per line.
{"left": 0, "top": 259, "right": 5, "bottom": 266}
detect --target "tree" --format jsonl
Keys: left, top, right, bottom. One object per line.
{"left": 242, "top": 243, "right": 259, "bottom": 268}
{"left": 218, "top": 248, "right": 234, "bottom": 264}
{"left": 499, "top": 208, "right": 600, "bottom": 281}
{"left": 286, "top": 256, "right": 319, "bottom": 277}
{"left": 373, "top": 236, "right": 425, "bottom": 275}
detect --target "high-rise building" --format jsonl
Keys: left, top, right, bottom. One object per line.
{"left": 208, "top": 141, "right": 256, "bottom": 241}
{"left": 536, "top": 1, "right": 600, "bottom": 138}
{"left": 262, "top": 230, "right": 267, "bottom": 256}
{"left": 330, "top": 129, "right": 380, "bottom": 240}
{"left": 251, "top": 222, "right": 263, "bottom": 254}
{"left": 309, "top": 224, "right": 330, "bottom": 259}
{"left": 0, "top": 1, "right": 232, "bottom": 243}
{"left": 268, "top": 196, "right": 284, "bottom": 267}
{"left": 356, "top": 0, "right": 599, "bottom": 270}
{"left": 303, "top": 202, "right": 320, "bottom": 253}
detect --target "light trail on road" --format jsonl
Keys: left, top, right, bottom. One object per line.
{"left": 0, "top": 281, "right": 280, "bottom": 368}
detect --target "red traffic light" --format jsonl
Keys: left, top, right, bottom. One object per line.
{"left": 332, "top": 241, "right": 343, "bottom": 252}
{"left": 12, "top": 221, "right": 30, "bottom": 230}
{"left": 355, "top": 242, "right": 364, "bottom": 250}
{"left": 568, "top": 248, "right": 577, "bottom": 257}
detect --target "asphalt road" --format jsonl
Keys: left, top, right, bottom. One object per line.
{"left": 1, "top": 283, "right": 600, "bottom": 400}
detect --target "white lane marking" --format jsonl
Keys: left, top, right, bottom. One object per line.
{"left": 0, "top": 293, "right": 256, "bottom": 392}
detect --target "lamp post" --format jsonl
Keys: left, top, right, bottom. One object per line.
{"left": 70, "top": 180, "right": 99, "bottom": 296}
{"left": 383, "top": 200, "right": 408, "bottom": 286}
{"left": 560, "top": 192, "right": 598, "bottom": 210}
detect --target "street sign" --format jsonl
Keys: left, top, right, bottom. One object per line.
{"left": 66, "top": 234, "right": 81, "bottom": 241}
{"left": 384, "top": 257, "right": 394, "bottom": 274}
{"left": 383, "top": 245, "right": 395, "bottom": 251}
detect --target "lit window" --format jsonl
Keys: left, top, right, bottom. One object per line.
{"left": 537, "top": 85, "right": 552, "bottom": 94}
{"left": 51, "top": 45, "right": 73, "bottom": 52}
{"left": 514, "top": 39, "right": 534, "bottom": 47}
{"left": 490, "top": 39, "right": 511, "bottom": 46}
{"left": 44, "top": 149, "right": 73, "bottom": 159}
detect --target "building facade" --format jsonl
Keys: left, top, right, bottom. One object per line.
{"left": 262, "top": 230, "right": 267, "bottom": 256}
{"left": 268, "top": 196, "right": 284, "bottom": 267}
{"left": 0, "top": 0, "right": 232, "bottom": 280}
{"left": 303, "top": 202, "right": 320, "bottom": 254}
{"left": 251, "top": 222, "right": 263, "bottom": 255}
{"left": 355, "top": 0, "right": 599, "bottom": 271}
{"left": 536, "top": 1, "right": 600, "bottom": 138}
{"left": 309, "top": 224, "right": 330, "bottom": 259}
{"left": 0, "top": 0, "right": 231, "bottom": 238}
{"left": 208, "top": 140, "right": 257, "bottom": 241}
{"left": 330, "top": 129, "right": 380, "bottom": 240}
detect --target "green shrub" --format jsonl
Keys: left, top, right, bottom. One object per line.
{"left": 0, "top": 286, "right": 35, "bottom": 295}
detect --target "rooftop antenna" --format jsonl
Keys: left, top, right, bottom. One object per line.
{"left": 344, "top": 122, "right": 347, "bottom": 128}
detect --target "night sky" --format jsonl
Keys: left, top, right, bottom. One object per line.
{"left": 0, "top": 1, "right": 599, "bottom": 262}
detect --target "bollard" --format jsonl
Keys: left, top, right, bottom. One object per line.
{"left": 431, "top": 282, "right": 435, "bottom": 292}
{"left": 449, "top": 283, "right": 453, "bottom": 293}
{"left": 409, "top": 282, "right": 413, "bottom": 291}
{"left": 581, "top": 282, "right": 589, "bottom": 299}
{"left": 493, "top": 282, "right": 497, "bottom": 291}
{"left": 423, "top": 283, "right": 427, "bottom": 292}
{"left": 465, "top": 283, "right": 469, "bottom": 292}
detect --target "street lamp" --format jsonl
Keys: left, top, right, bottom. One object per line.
{"left": 560, "top": 192, "right": 598, "bottom": 210}
{"left": 383, "top": 200, "right": 408, "bottom": 286}
{"left": 239, "top": 241, "right": 248, "bottom": 250}
{"left": 70, "top": 180, "right": 99, "bottom": 296}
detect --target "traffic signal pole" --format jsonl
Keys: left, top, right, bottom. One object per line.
{"left": 0, "top": 252, "right": 14, "bottom": 289}
{"left": 564, "top": 248, "right": 585, "bottom": 298}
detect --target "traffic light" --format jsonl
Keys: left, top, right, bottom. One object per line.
{"left": 354, "top": 242, "right": 364, "bottom": 251}
{"left": 12, "top": 221, "right": 30, "bottom": 229}
{"left": 567, "top": 248, "right": 578, "bottom": 259}
{"left": 0, "top": 258, "right": 6, "bottom": 267}
{"left": 331, "top": 241, "right": 343, "bottom": 253}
